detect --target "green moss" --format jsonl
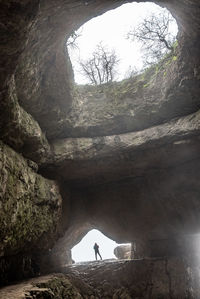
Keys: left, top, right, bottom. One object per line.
{"left": 165, "top": 59, "right": 172, "bottom": 66}
{"left": 0, "top": 142, "right": 61, "bottom": 254}
{"left": 35, "top": 277, "right": 82, "bottom": 298}
{"left": 173, "top": 40, "right": 178, "bottom": 49}
{"left": 1, "top": 193, "right": 56, "bottom": 250}
{"left": 74, "top": 44, "right": 179, "bottom": 108}
{"left": 143, "top": 83, "right": 150, "bottom": 88}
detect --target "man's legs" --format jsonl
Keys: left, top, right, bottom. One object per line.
{"left": 97, "top": 251, "right": 102, "bottom": 260}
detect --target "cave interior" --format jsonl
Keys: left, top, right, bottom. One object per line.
{"left": 1, "top": 0, "right": 200, "bottom": 297}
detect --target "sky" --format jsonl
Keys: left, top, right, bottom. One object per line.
{"left": 68, "top": 2, "right": 178, "bottom": 84}
{"left": 69, "top": 3, "right": 178, "bottom": 262}
{"left": 71, "top": 229, "right": 130, "bottom": 263}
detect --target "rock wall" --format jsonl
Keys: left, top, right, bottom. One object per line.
{"left": 1, "top": 0, "right": 200, "bottom": 292}
{"left": 63, "top": 42, "right": 200, "bottom": 138}
{"left": 0, "top": 75, "right": 51, "bottom": 164}
{"left": 0, "top": 141, "right": 65, "bottom": 285}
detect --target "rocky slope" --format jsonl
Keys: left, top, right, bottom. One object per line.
{"left": 1, "top": 258, "right": 199, "bottom": 299}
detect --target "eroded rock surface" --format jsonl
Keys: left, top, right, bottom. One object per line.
{"left": 0, "top": 258, "right": 199, "bottom": 298}
{"left": 0, "top": 141, "right": 64, "bottom": 285}
{"left": 40, "top": 109, "right": 200, "bottom": 185}
{"left": 1, "top": 0, "right": 200, "bottom": 293}
{"left": 0, "top": 141, "right": 63, "bottom": 255}
{"left": 0, "top": 76, "right": 51, "bottom": 164}
{"left": 64, "top": 46, "right": 200, "bottom": 138}
{"left": 114, "top": 244, "right": 132, "bottom": 260}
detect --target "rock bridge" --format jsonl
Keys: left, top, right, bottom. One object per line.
{"left": 1, "top": 0, "right": 200, "bottom": 297}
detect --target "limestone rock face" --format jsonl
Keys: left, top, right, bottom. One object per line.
{"left": 114, "top": 244, "right": 132, "bottom": 259}
{"left": 42, "top": 110, "right": 200, "bottom": 186}
{"left": 0, "top": 76, "right": 51, "bottom": 164}
{"left": 11, "top": 0, "right": 124, "bottom": 139}
{"left": 1, "top": 0, "right": 200, "bottom": 290}
{"left": 0, "top": 141, "right": 63, "bottom": 257}
{"left": 65, "top": 45, "right": 200, "bottom": 138}
{"left": 1, "top": 258, "right": 199, "bottom": 298}
{"left": 1, "top": 0, "right": 200, "bottom": 140}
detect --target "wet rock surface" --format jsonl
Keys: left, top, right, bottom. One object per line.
{"left": 0, "top": 258, "right": 199, "bottom": 298}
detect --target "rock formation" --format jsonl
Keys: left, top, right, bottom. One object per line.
{"left": 114, "top": 244, "right": 132, "bottom": 260}
{"left": 1, "top": 0, "right": 200, "bottom": 296}
{"left": 1, "top": 259, "right": 200, "bottom": 298}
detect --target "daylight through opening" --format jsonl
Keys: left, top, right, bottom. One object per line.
{"left": 71, "top": 229, "right": 131, "bottom": 263}
{"left": 67, "top": 2, "right": 178, "bottom": 85}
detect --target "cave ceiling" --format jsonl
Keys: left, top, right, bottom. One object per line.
{"left": 1, "top": 0, "right": 200, "bottom": 247}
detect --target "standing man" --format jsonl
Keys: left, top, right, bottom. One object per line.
{"left": 93, "top": 242, "right": 102, "bottom": 260}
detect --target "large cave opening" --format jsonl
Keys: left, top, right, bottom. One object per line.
{"left": 71, "top": 229, "right": 119, "bottom": 262}
{"left": 67, "top": 2, "right": 178, "bottom": 85}
{"left": 1, "top": 0, "right": 200, "bottom": 297}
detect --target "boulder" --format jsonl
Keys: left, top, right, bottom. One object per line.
{"left": 114, "top": 244, "right": 132, "bottom": 259}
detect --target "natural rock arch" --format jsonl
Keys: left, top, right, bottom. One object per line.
{"left": 1, "top": 0, "right": 200, "bottom": 293}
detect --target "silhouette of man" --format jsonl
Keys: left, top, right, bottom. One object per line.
{"left": 93, "top": 242, "right": 102, "bottom": 260}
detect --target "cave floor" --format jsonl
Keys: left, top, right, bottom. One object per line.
{"left": 0, "top": 258, "right": 194, "bottom": 298}
{"left": 0, "top": 259, "right": 124, "bottom": 299}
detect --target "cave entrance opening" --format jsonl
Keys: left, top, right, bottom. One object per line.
{"left": 67, "top": 2, "right": 178, "bottom": 85}
{"left": 71, "top": 229, "right": 130, "bottom": 263}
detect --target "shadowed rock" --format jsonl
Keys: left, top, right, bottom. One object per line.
{"left": 1, "top": 0, "right": 200, "bottom": 295}
{"left": 114, "top": 244, "right": 132, "bottom": 259}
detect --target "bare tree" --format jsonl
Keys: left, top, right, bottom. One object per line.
{"left": 124, "top": 65, "right": 140, "bottom": 79}
{"left": 127, "top": 10, "right": 177, "bottom": 66}
{"left": 79, "top": 43, "right": 120, "bottom": 85}
{"left": 66, "top": 29, "right": 82, "bottom": 50}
